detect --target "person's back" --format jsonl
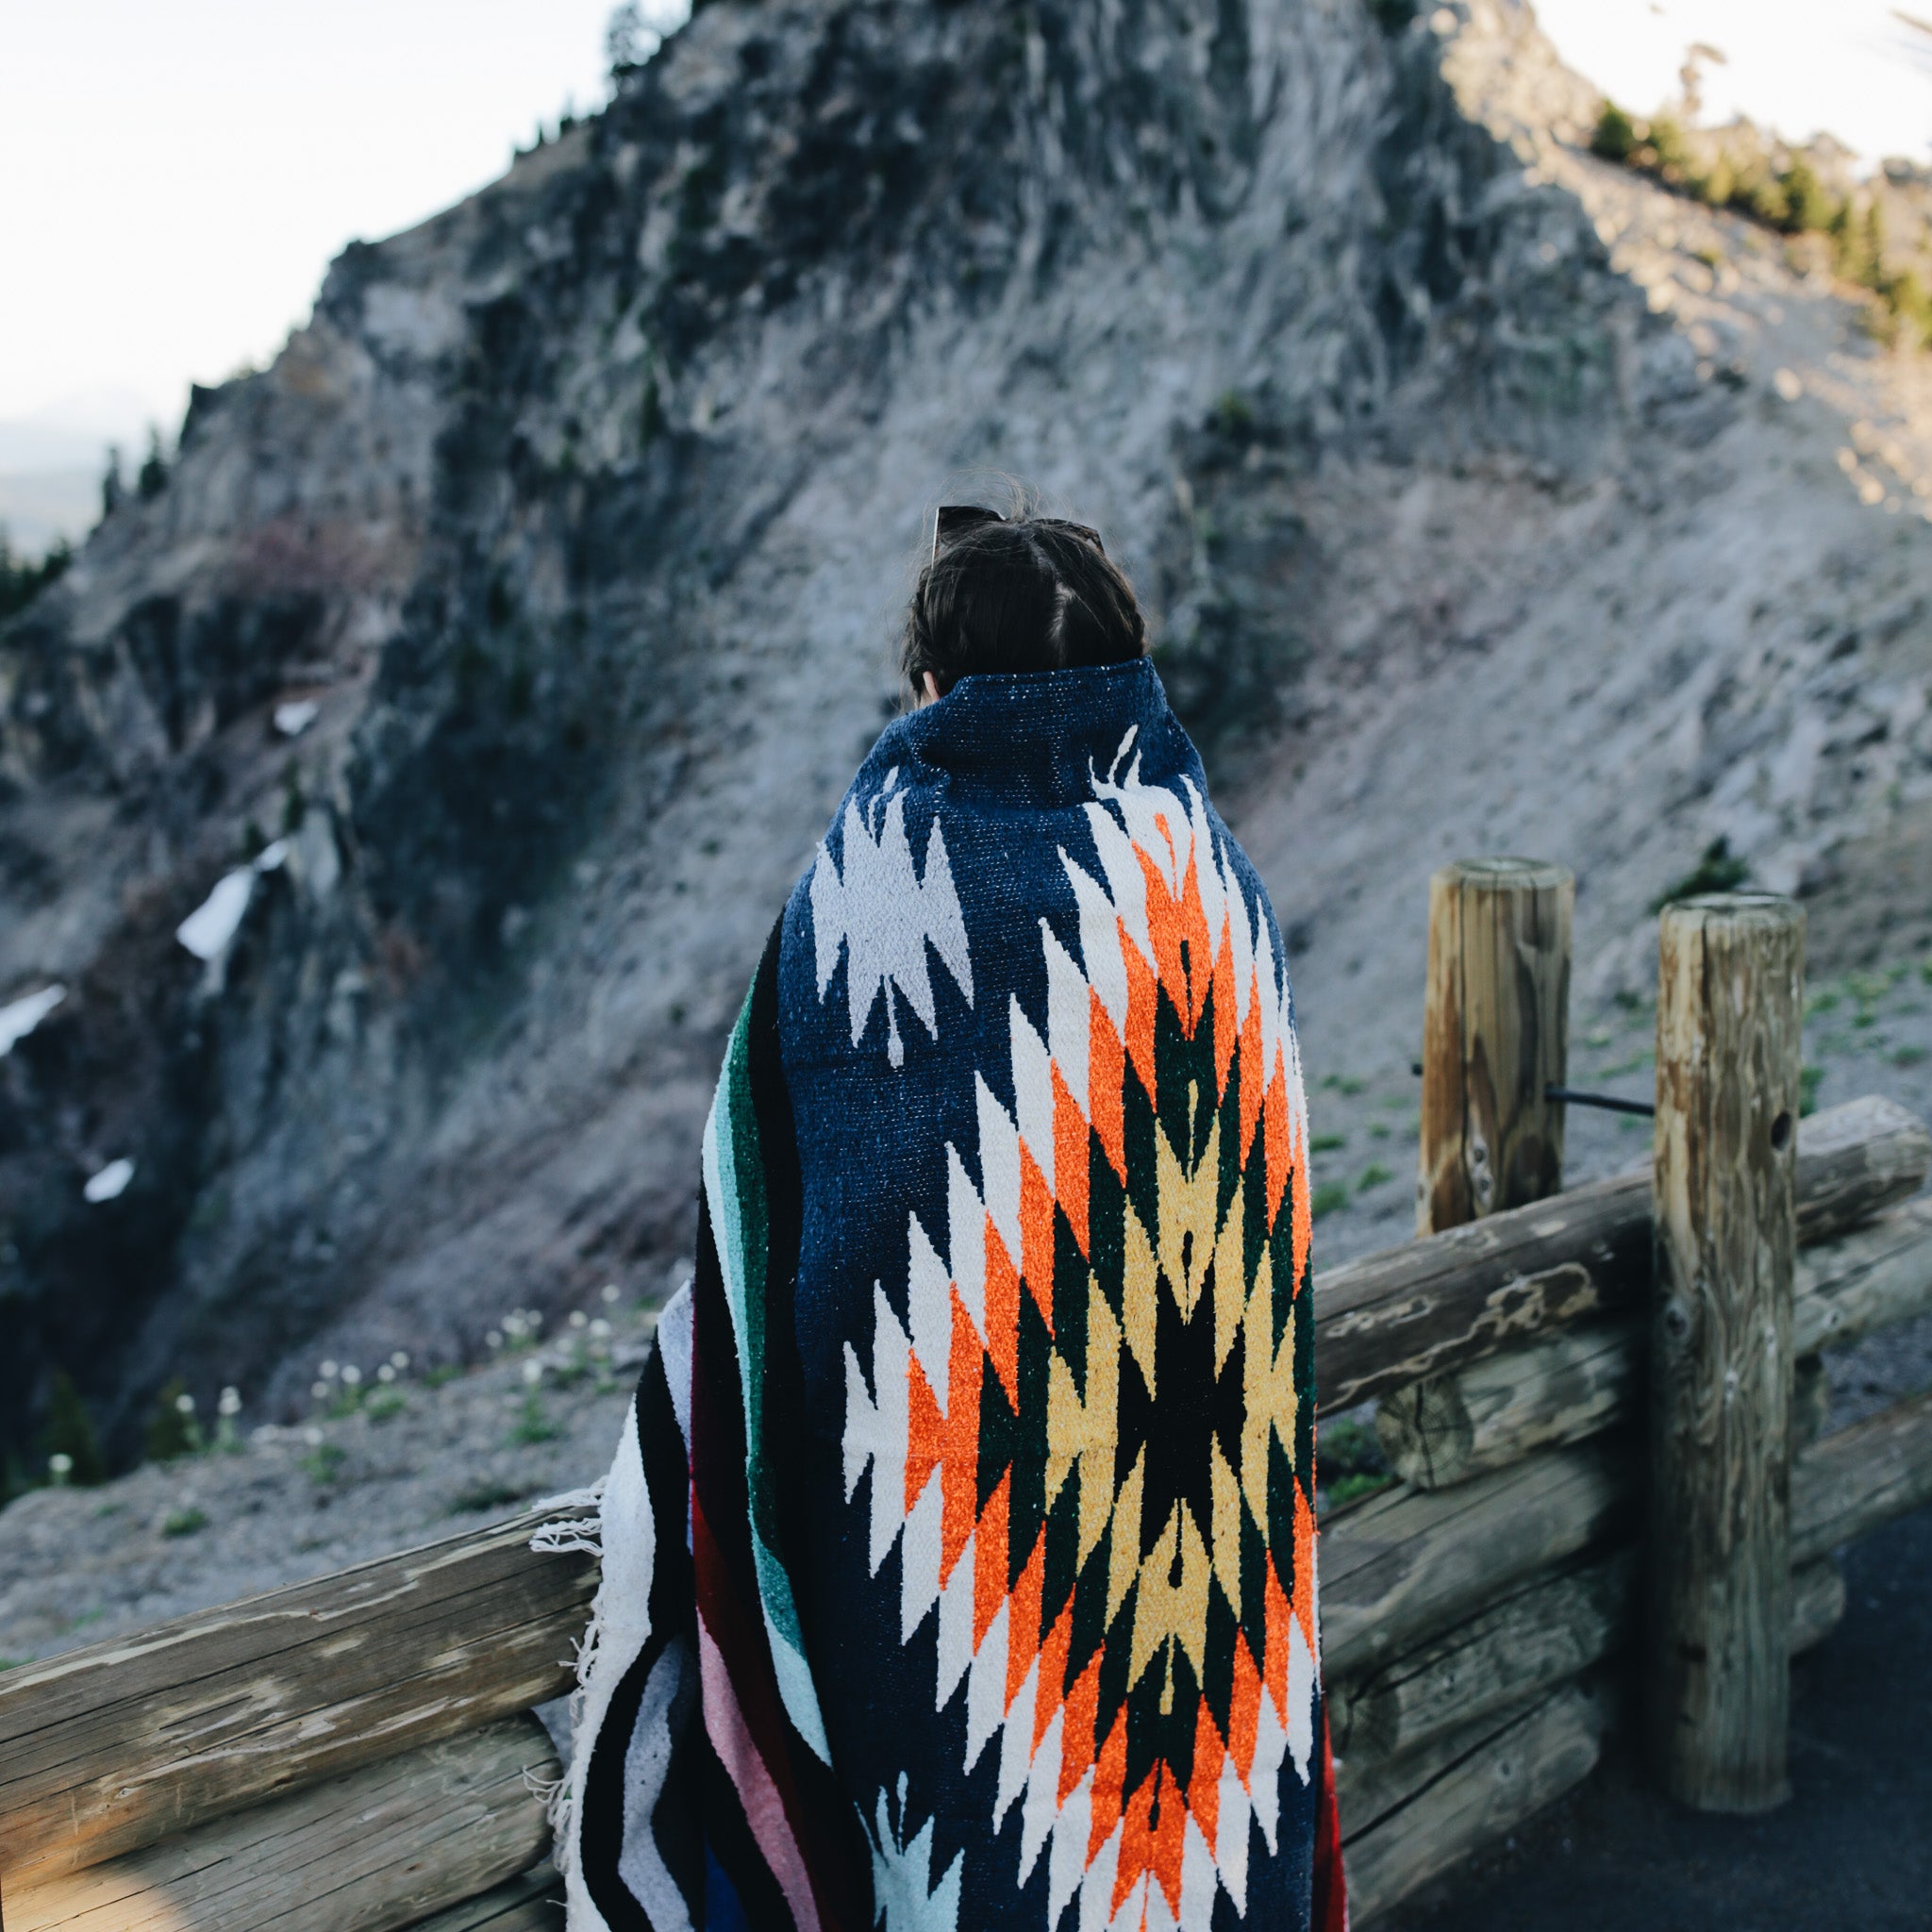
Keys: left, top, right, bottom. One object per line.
{"left": 558, "top": 507, "right": 1345, "bottom": 1932}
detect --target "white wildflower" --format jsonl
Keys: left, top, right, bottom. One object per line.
{"left": 569, "top": 1309, "right": 589, "bottom": 1329}
{"left": 340, "top": 1364, "right": 361, "bottom": 1387}
{"left": 522, "top": 1359, "right": 543, "bottom": 1386}
{"left": 589, "top": 1318, "right": 611, "bottom": 1340}
{"left": 376, "top": 1363, "right": 396, "bottom": 1384}
{"left": 175, "top": 1391, "right": 196, "bottom": 1415}
{"left": 320, "top": 1359, "right": 339, "bottom": 1380}
{"left": 600, "top": 1283, "right": 620, "bottom": 1305}
{"left": 48, "top": 1452, "right": 74, "bottom": 1481}
{"left": 391, "top": 1350, "right": 410, "bottom": 1371}
{"left": 486, "top": 1329, "right": 504, "bottom": 1349}
{"left": 217, "top": 1387, "right": 242, "bottom": 1417}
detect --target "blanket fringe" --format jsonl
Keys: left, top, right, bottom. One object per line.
{"left": 529, "top": 1480, "right": 611, "bottom": 1882}
{"left": 528, "top": 1480, "right": 607, "bottom": 1554}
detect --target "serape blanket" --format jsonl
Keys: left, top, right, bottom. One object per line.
{"left": 551, "top": 660, "right": 1346, "bottom": 1932}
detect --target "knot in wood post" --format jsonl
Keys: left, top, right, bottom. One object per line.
{"left": 1647, "top": 891, "right": 1804, "bottom": 1812}
{"left": 1416, "top": 858, "right": 1574, "bottom": 1236}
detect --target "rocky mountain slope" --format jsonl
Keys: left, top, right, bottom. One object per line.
{"left": 3, "top": 0, "right": 1930, "bottom": 1473}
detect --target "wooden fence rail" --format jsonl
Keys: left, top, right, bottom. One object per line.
{"left": 1376, "top": 1196, "right": 1932, "bottom": 1491}
{"left": 1315, "top": 1094, "right": 1927, "bottom": 1411}
{"left": 0, "top": 1510, "right": 596, "bottom": 1892}
{"left": 5, "top": 873, "right": 1932, "bottom": 1931}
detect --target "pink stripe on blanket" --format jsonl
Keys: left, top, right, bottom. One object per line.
{"left": 699, "top": 1612, "right": 824, "bottom": 1932}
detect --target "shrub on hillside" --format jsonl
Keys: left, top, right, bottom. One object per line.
{"left": 42, "top": 1373, "right": 107, "bottom": 1487}
{"left": 0, "top": 533, "right": 72, "bottom": 624}
{"left": 143, "top": 1379, "right": 203, "bottom": 1462}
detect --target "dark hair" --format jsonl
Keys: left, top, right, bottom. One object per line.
{"left": 900, "top": 513, "right": 1147, "bottom": 702}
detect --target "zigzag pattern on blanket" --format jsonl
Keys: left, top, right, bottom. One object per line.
{"left": 842, "top": 757, "right": 1319, "bottom": 1931}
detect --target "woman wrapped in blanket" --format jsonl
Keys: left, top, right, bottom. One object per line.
{"left": 556, "top": 501, "right": 1347, "bottom": 1932}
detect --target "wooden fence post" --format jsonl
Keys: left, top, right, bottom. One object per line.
{"left": 1647, "top": 891, "right": 1805, "bottom": 1810}
{"left": 1417, "top": 858, "right": 1574, "bottom": 1235}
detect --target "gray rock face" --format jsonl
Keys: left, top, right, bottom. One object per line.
{"left": 1, "top": 0, "right": 1927, "bottom": 1466}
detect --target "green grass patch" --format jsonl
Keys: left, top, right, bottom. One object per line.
{"left": 1309, "top": 1133, "right": 1348, "bottom": 1153}
{"left": 1650, "top": 837, "right": 1750, "bottom": 912}
{"left": 1800, "top": 1065, "right": 1825, "bottom": 1117}
{"left": 1357, "top": 1163, "right": 1393, "bottom": 1192}
{"left": 161, "top": 1507, "right": 208, "bottom": 1539}
{"left": 449, "top": 1479, "right": 525, "bottom": 1515}
{"left": 1320, "top": 1074, "right": 1366, "bottom": 1097}
{"left": 508, "top": 1394, "right": 560, "bottom": 1447}
{"left": 1894, "top": 1045, "right": 1928, "bottom": 1068}
{"left": 302, "top": 1443, "right": 347, "bottom": 1485}
{"left": 1326, "top": 1472, "right": 1397, "bottom": 1509}
{"left": 1320, "top": 1418, "right": 1392, "bottom": 1510}
{"left": 364, "top": 1391, "right": 408, "bottom": 1424}
{"left": 1310, "top": 1182, "right": 1351, "bottom": 1221}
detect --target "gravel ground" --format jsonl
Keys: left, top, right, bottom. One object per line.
{"left": 0, "top": 1290, "right": 667, "bottom": 1667}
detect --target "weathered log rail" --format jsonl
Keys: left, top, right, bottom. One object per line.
{"left": 4, "top": 878, "right": 1932, "bottom": 1929}
{"left": 1315, "top": 1092, "right": 1928, "bottom": 1412}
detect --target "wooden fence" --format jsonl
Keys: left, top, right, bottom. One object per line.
{"left": 4, "top": 872, "right": 1932, "bottom": 1928}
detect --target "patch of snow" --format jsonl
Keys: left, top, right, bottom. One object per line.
{"left": 0, "top": 983, "right": 65, "bottom": 1057}
{"left": 273, "top": 700, "right": 320, "bottom": 738}
{"left": 255, "top": 839, "right": 290, "bottom": 873}
{"left": 176, "top": 870, "right": 256, "bottom": 962}
{"left": 84, "top": 1158, "right": 135, "bottom": 1204}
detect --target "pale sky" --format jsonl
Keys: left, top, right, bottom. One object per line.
{"left": 1535, "top": 0, "right": 1932, "bottom": 162}
{"left": 0, "top": 2, "right": 641, "bottom": 432}
{"left": 0, "top": 0, "right": 1925, "bottom": 450}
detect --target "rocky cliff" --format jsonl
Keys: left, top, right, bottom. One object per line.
{"left": 4, "top": 0, "right": 1929, "bottom": 1467}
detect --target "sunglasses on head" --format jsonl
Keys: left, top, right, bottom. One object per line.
{"left": 931, "top": 504, "right": 1105, "bottom": 566}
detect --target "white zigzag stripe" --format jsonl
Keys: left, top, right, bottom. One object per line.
{"left": 837, "top": 733, "right": 1321, "bottom": 1929}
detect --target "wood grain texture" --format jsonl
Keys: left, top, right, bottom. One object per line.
{"left": 1319, "top": 1438, "right": 1633, "bottom": 1681}
{"left": 410, "top": 1862, "right": 564, "bottom": 1932}
{"left": 0, "top": 1506, "right": 595, "bottom": 1888}
{"left": 1373, "top": 1208, "right": 1932, "bottom": 1490}
{"left": 1316, "top": 1096, "right": 1925, "bottom": 1413}
{"left": 1375, "top": 1317, "right": 1639, "bottom": 1491}
{"left": 1791, "top": 1387, "right": 1932, "bottom": 1563}
{"left": 1647, "top": 892, "right": 1803, "bottom": 1812}
{"left": 1794, "top": 1197, "right": 1932, "bottom": 1352}
{"left": 1328, "top": 1549, "right": 1841, "bottom": 1776}
{"left": 1788, "top": 1092, "right": 1932, "bottom": 1244}
{"left": 3, "top": 1715, "right": 557, "bottom": 1932}
{"left": 1417, "top": 858, "right": 1573, "bottom": 1235}
{"left": 1341, "top": 1678, "right": 1612, "bottom": 1926}
{"left": 1331, "top": 1554, "right": 1629, "bottom": 1768}
{"left": 1791, "top": 1353, "right": 1830, "bottom": 1450}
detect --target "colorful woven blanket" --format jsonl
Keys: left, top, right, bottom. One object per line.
{"left": 554, "top": 660, "right": 1345, "bottom": 1932}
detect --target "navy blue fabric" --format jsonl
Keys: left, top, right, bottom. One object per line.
{"left": 768, "top": 661, "right": 1315, "bottom": 1931}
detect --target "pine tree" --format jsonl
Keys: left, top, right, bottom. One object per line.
{"left": 42, "top": 1371, "right": 107, "bottom": 1485}
{"left": 143, "top": 1378, "right": 202, "bottom": 1461}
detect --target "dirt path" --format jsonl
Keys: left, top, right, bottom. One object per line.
{"left": 1387, "top": 1506, "right": 1932, "bottom": 1931}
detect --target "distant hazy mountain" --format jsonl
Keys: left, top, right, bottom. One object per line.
{"left": 0, "top": 387, "right": 166, "bottom": 555}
